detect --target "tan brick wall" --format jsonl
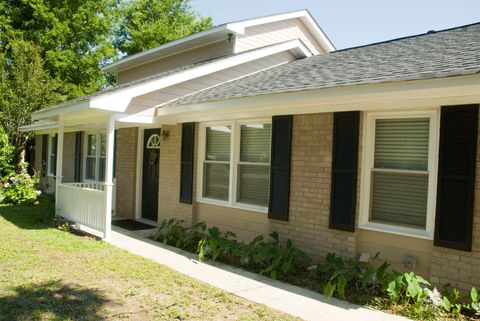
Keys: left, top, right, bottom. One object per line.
{"left": 158, "top": 124, "right": 195, "bottom": 225}
{"left": 270, "top": 113, "right": 355, "bottom": 261}
{"left": 115, "top": 128, "right": 138, "bottom": 219}
{"left": 430, "top": 112, "right": 480, "bottom": 292}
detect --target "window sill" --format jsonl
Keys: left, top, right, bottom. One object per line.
{"left": 359, "top": 222, "right": 433, "bottom": 240}
{"left": 197, "top": 198, "right": 268, "bottom": 214}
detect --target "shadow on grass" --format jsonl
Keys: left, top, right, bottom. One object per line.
{"left": 0, "top": 195, "right": 55, "bottom": 230}
{"left": 0, "top": 280, "right": 110, "bottom": 321}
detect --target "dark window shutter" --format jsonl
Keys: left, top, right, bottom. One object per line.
{"left": 41, "top": 135, "right": 48, "bottom": 177}
{"left": 53, "top": 134, "right": 58, "bottom": 176}
{"left": 180, "top": 123, "right": 195, "bottom": 204}
{"left": 268, "top": 115, "right": 293, "bottom": 221}
{"left": 434, "top": 104, "right": 478, "bottom": 251}
{"left": 329, "top": 111, "right": 360, "bottom": 232}
{"left": 74, "top": 132, "right": 83, "bottom": 182}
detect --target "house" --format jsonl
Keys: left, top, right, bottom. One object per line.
{"left": 21, "top": 10, "right": 480, "bottom": 291}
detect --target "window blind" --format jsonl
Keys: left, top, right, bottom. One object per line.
{"left": 206, "top": 126, "right": 231, "bottom": 161}
{"left": 240, "top": 124, "right": 271, "bottom": 163}
{"left": 374, "top": 118, "right": 429, "bottom": 171}
{"left": 203, "top": 163, "right": 229, "bottom": 200}
{"left": 238, "top": 124, "right": 271, "bottom": 207}
{"left": 370, "top": 118, "right": 430, "bottom": 228}
{"left": 371, "top": 170, "right": 428, "bottom": 228}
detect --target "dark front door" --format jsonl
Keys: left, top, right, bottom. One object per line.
{"left": 142, "top": 129, "right": 160, "bottom": 221}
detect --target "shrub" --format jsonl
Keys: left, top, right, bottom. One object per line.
{"left": 152, "top": 218, "right": 206, "bottom": 252}
{"left": 1, "top": 162, "right": 39, "bottom": 205}
{"left": 151, "top": 220, "right": 480, "bottom": 320}
{"left": 0, "top": 127, "right": 14, "bottom": 177}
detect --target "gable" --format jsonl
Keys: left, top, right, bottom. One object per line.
{"left": 235, "top": 18, "right": 325, "bottom": 55}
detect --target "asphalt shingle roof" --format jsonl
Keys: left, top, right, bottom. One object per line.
{"left": 166, "top": 22, "right": 480, "bottom": 107}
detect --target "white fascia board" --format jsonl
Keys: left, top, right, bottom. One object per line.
{"left": 227, "top": 10, "right": 335, "bottom": 52}
{"left": 157, "top": 75, "right": 480, "bottom": 122}
{"left": 32, "top": 100, "right": 91, "bottom": 121}
{"left": 102, "top": 25, "right": 229, "bottom": 73}
{"left": 112, "top": 114, "right": 160, "bottom": 124}
{"left": 227, "top": 10, "right": 309, "bottom": 33}
{"left": 91, "top": 39, "right": 311, "bottom": 112}
{"left": 19, "top": 123, "right": 58, "bottom": 132}
{"left": 299, "top": 13, "right": 336, "bottom": 52}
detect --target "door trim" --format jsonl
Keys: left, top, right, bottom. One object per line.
{"left": 135, "top": 126, "right": 161, "bottom": 220}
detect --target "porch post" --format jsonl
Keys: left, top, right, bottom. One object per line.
{"left": 55, "top": 114, "right": 64, "bottom": 217}
{"left": 103, "top": 115, "right": 115, "bottom": 241}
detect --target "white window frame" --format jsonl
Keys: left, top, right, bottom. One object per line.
{"left": 47, "top": 134, "right": 57, "bottom": 177}
{"left": 83, "top": 131, "right": 106, "bottom": 182}
{"left": 359, "top": 109, "right": 439, "bottom": 240}
{"left": 197, "top": 119, "right": 272, "bottom": 213}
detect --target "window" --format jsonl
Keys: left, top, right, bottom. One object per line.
{"left": 84, "top": 131, "right": 106, "bottom": 181}
{"left": 198, "top": 120, "right": 271, "bottom": 212}
{"left": 360, "top": 111, "right": 438, "bottom": 239}
{"left": 48, "top": 134, "right": 57, "bottom": 176}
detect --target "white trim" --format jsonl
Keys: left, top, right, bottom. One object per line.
{"left": 83, "top": 131, "right": 107, "bottom": 182}
{"left": 157, "top": 74, "right": 480, "bottom": 123}
{"left": 358, "top": 109, "right": 439, "bottom": 240}
{"left": 102, "top": 10, "right": 334, "bottom": 73}
{"left": 32, "top": 100, "right": 90, "bottom": 121}
{"left": 196, "top": 119, "right": 271, "bottom": 214}
{"left": 135, "top": 128, "right": 144, "bottom": 219}
{"left": 228, "top": 10, "right": 335, "bottom": 52}
{"left": 102, "top": 25, "right": 229, "bottom": 73}
{"left": 47, "top": 134, "right": 57, "bottom": 177}
{"left": 146, "top": 134, "right": 161, "bottom": 149}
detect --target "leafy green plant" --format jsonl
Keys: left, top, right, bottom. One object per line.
{"left": 152, "top": 218, "right": 206, "bottom": 252}
{"left": 318, "top": 253, "right": 392, "bottom": 300}
{"left": 198, "top": 226, "right": 237, "bottom": 261}
{"left": 466, "top": 287, "right": 480, "bottom": 316}
{"left": 151, "top": 221, "right": 480, "bottom": 320}
{"left": 1, "top": 162, "right": 39, "bottom": 205}
{"left": 242, "top": 232, "right": 310, "bottom": 280}
{"left": 382, "top": 271, "right": 431, "bottom": 314}
{"left": 0, "top": 127, "right": 14, "bottom": 177}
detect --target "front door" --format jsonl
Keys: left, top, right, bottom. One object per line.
{"left": 141, "top": 129, "right": 160, "bottom": 221}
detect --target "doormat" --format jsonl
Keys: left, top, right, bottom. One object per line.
{"left": 112, "top": 219, "right": 157, "bottom": 231}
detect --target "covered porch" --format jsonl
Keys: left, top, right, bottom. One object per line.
{"left": 30, "top": 107, "right": 164, "bottom": 240}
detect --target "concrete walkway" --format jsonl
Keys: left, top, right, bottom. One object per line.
{"left": 109, "top": 228, "right": 410, "bottom": 321}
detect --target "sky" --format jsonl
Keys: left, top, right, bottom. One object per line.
{"left": 191, "top": 0, "right": 480, "bottom": 50}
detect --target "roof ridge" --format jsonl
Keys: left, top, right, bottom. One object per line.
{"left": 334, "top": 21, "right": 480, "bottom": 53}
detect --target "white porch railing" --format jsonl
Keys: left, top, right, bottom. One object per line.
{"left": 56, "top": 182, "right": 116, "bottom": 238}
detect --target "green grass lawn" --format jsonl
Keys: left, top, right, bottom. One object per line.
{"left": 0, "top": 197, "right": 298, "bottom": 321}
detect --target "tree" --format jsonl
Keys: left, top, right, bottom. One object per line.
{"left": 0, "top": 0, "right": 212, "bottom": 166}
{"left": 0, "top": 40, "right": 61, "bottom": 162}
{"left": 0, "top": 0, "right": 119, "bottom": 99}
{"left": 115, "top": 0, "right": 212, "bottom": 56}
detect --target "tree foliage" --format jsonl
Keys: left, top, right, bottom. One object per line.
{"left": 0, "top": 0, "right": 211, "bottom": 167}
{"left": 115, "top": 0, "right": 212, "bottom": 56}
{"left": 0, "top": 40, "right": 61, "bottom": 161}
{"left": 0, "top": 0, "right": 119, "bottom": 99}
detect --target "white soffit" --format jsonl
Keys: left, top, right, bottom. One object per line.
{"left": 90, "top": 39, "right": 312, "bottom": 111}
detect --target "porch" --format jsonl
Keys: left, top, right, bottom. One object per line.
{"left": 40, "top": 110, "right": 164, "bottom": 240}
